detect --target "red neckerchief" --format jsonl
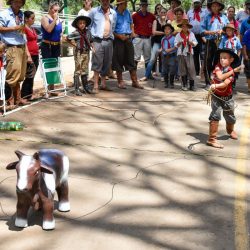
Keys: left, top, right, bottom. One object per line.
{"left": 180, "top": 31, "right": 191, "bottom": 53}
{"left": 161, "top": 35, "right": 173, "bottom": 49}
{"left": 0, "top": 57, "right": 3, "bottom": 68}
{"left": 78, "top": 29, "right": 91, "bottom": 52}
{"left": 210, "top": 13, "right": 221, "bottom": 24}
{"left": 226, "top": 36, "right": 235, "bottom": 49}
{"left": 193, "top": 7, "right": 201, "bottom": 22}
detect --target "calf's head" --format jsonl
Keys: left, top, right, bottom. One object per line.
{"left": 6, "top": 150, "right": 53, "bottom": 192}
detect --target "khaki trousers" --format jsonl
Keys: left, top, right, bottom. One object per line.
{"left": 6, "top": 46, "right": 27, "bottom": 87}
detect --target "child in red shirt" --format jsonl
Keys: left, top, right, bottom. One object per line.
{"left": 207, "top": 48, "right": 241, "bottom": 148}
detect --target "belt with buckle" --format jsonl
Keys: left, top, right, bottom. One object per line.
{"left": 42, "top": 40, "right": 60, "bottom": 45}
{"left": 214, "top": 94, "right": 232, "bottom": 101}
{"left": 6, "top": 44, "right": 25, "bottom": 48}
{"left": 93, "top": 37, "right": 112, "bottom": 42}
{"left": 137, "top": 35, "right": 151, "bottom": 39}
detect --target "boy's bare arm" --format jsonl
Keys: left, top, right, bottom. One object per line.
{"left": 215, "top": 66, "right": 241, "bottom": 81}
{"left": 211, "top": 78, "right": 231, "bottom": 90}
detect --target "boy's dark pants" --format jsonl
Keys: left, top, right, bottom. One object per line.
{"left": 162, "top": 53, "right": 176, "bottom": 87}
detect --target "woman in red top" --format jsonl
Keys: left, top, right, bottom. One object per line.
{"left": 21, "top": 11, "right": 39, "bottom": 100}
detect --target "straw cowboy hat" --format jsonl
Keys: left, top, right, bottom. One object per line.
{"left": 6, "top": 0, "right": 26, "bottom": 5}
{"left": 177, "top": 19, "right": 193, "bottom": 29}
{"left": 207, "top": 0, "right": 225, "bottom": 11}
{"left": 222, "top": 23, "right": 237, "bottom": 32}
{"left": 216, "top": 48, "right": 240, "bottom": 67}
{"left": 72, "top": 15, "right": 91, "bottom": 28}
{"left": 115, "top": 0, "right": 127, "bottom": 4}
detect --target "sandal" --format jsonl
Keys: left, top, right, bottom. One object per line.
{"left": 99, "top": 85, "right": 113, "bottom": 91}
{"left": 139, "top": 77, "right": 148, "bottom": 82}
{"left": 92, "top": 88, "right": 99, "bottom": 94}
{"left": 132, "top": 83, "right": 144, "bottom": 89}
{"left": 118, "top": 82, "right": 127, "bottom": 89}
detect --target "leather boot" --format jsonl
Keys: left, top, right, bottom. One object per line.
{"left": 81, "top": 75, "right": 93, "bottom": 94}
{"left": 6, "top": 87, "right": 15, "bottom": 110}
{"left": 129, "top": 70, "right": 144, "bottom": 89}
{"left": 247, "top": 78, "right": 250, "bottom": 93}
{"left": 48, "top": 84, "right": 59, "bottom": 96}
{"left": 164, "top": 75, "right": 169, "bottom": 88}
{"left": 226, "top": 123, "right": 238, "bottom": 140}
{"left": 117, "top": 71, "right": 126, "bottom": 89}
{"left": 13, "top": 84, "right": 30, "bottom": 106}
{"left": 181, "top": 76, "right": 188, "bottom": 91}
{"left": 74, "top": 75, "right": 82, "bottom": 96}
{"left": 170, "top": 74, "right": 175, "bottom": 89}
{"left": 207, "top": 120, "right": 224, "bottom": 148}
{"left": 189, "top": 80, "right": 195, "bottom": 91}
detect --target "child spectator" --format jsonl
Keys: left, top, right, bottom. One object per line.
{"left": 207, "top": 48, "right": 241, "bottom": 148}
{"left": 242, "top": 29, "right": 250, "bottom": 92}
{"left": 66, "top": 16, "right": 94, "bottom": 95}
{"left": 161, "top": 24, "right": 177, "bottom": 88}
{"left": 174, "top": 19, "right": 197, "bottom": 91}
{"left": 218, "top": 24, "right": 242, "bottom": 90}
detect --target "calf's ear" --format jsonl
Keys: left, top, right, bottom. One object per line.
{"left": 6, "top": 161, "right": 19, "bottom": 170}
{"left": 15, "top": 150, "right": 25, "bottom": 159}
{"left": 41, "top": 165, "right": 53, "bottom": 174}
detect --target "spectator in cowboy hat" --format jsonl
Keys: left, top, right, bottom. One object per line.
{"left": 112, "top": 0, "right": 143, "bottom": 89}
{"left": 174, "top": 19, "right": 198, "bottom": 91}
{"left": 187, "top": 0, "right": 207, "bottom": 76}
{"left": 201, "top": 0, "right": 229, "bottom": 89}
{"left": 66, "top": 15, "right": 94, "bottom": 95}
{"left": 0, "top": 0, "right": 31, "bottom": 110}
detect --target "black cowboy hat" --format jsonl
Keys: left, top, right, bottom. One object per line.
{"left": 6, "top": 0, "right": 26, "bottom": 5}
{"left": 167, "top": 0, "right": 181, "bottom": 5}
{"left": 207, "top": 0, "right": 225, "bottom": 11}
{"left": 216, "top": 48, "right": 240, "bottom": 68}
{"left": 72, "top": 15, "right": 91, "bottom": 28}
{"left": 163, "top": 23, "right": 175, "bottom": 33}
{"left": 137, "top": 0, "right": 151, "bottom": 5}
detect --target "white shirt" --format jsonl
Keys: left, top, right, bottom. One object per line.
{"left": 78, "top": 8, "right": 90, "bottom": 17}
{"left": 174, "top": 31, "right": 198, "bottom": 56}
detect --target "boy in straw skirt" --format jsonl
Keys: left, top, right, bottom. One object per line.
{"left": 201, "top": 0, "right": 229, "bottom": 89}
{"left": 174, "top": 19, "right": 197, "bottom": 91}
{"left": 207, "top": 48, "right": 241, "bottom": 148}
{"left": 66, "top": 15, "right": 93, "bottom": 95}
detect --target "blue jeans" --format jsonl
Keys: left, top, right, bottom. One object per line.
{"left": 145, "top": 42, "right": 161, "bottom": 78}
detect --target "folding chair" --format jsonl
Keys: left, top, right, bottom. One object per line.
{"left": 0, "top": 67, "right": 6, "bottom": 116}
{"left": 40, "top": 57, "right": 67, "bottom": 99}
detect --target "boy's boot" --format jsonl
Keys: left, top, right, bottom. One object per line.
{"left": 248, "top": 78, "right": 250, "bottom": 93}
{"left": 164, "top": 75, "right": 169, "bottom": 88}
{"left": 81, "top": 75, "right": 93, "bottom": 94}
{"left": 207, "top": 120, "right": 224, "bottom": 148}
{"left": 189, "top": 80, "right": 195, "bottom": 91}
{"left": 181, "top": 76, "right": 188, "bottom": 91}
{"left": 226, "top": 123, "right": 238, "bottom": 140}
{"left": 74, "top": 75, "right": 82, "bottom": 96}
{"left": 170, "top": 74, "right": 175, "bottom": 89}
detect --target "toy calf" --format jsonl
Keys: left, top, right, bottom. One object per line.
{"left": 6, "top": 149, "right": 70, "bottom": 230}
